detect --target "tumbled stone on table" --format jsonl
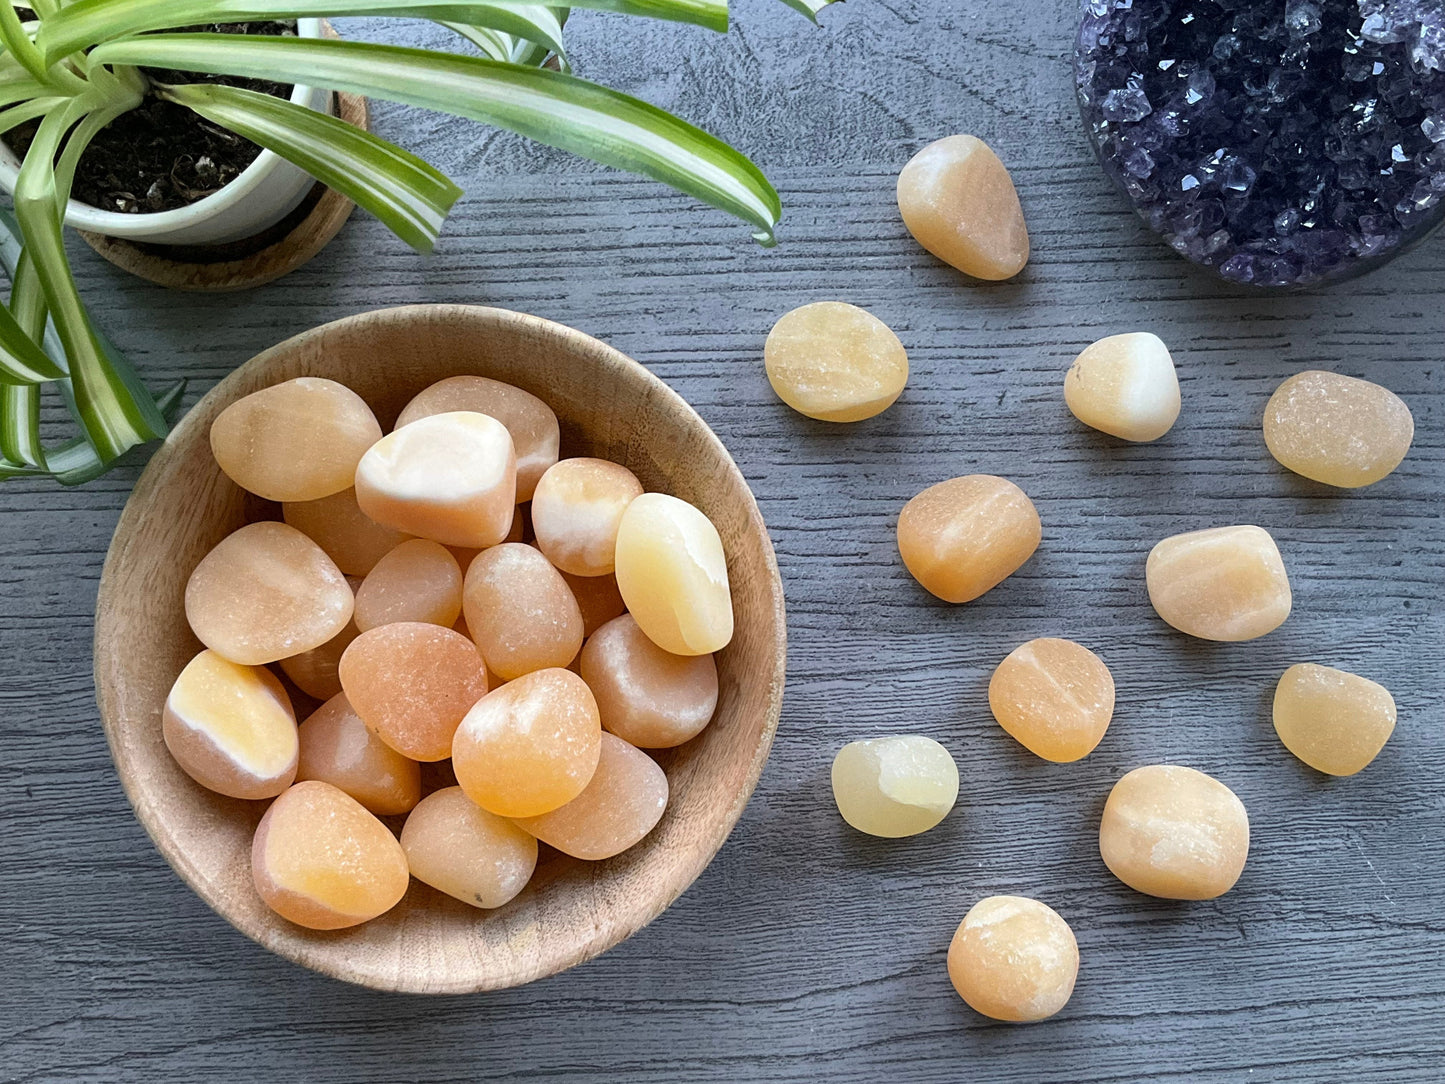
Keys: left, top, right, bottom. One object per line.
{"left": 1273, "top": 663, "right": 1396, "bottom": 777}
{"left": 1099, "top": 764, "right": 1249, "bottom": 900}
{"left": 1264, "top": 370, "right": 1413, "bottom": 488}
{"left": 1146, "top": 525, "right": 1291, "bottom": 641}
{"left": 764, "top": 302, "right": 909, "bottom": 423}
{"left": 897, "top": 134, "right": 1030, "bottom": 280}
{"left": 1064, "top": 332, "right": 1181, "bottom": 442}
{"left": 947, "top": 896, "right": 1079, "bottom": 1023}
{"left": 831, "top": 735, "right": 959, "bottom": 838}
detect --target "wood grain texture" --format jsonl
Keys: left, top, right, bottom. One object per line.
{"left": 92, "top": 305, "right": 785, "bottom": 994}
{"left": 2, "top": 0, "right": 1444, "bottom": 1079}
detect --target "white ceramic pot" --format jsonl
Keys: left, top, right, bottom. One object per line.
{"left": 0, "top": 17, "right": 331, "bottom": 246}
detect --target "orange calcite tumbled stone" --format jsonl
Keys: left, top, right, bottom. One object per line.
{"left": 1100, "top": 765, "right": 1249, "bottom": 900}
{"left": 338, "top": 622, "right": 489, "bottom": 761}
{"left": 1146, "top": 525, "right": 1291, "bottom": 641}
{"left": 579, "top": 614, "right": 718, "bottom": 748}
{"left": 296, "top": 693, "right": 421, "bottom": 815}
{"left": 763, "top": 302, "right": 909, "bottom": 423}
{"left": 353, "top": 539, "right": 463, "bottom": 632}
{"left": 396, "top": 376, "right": 559, "bottom": 502}
{"left": 531, "top": 458, "right": 644, "bottom": 577}
{"left": 185, "top": 521, "right": 353, "bottom": 666}
{"left": 947, "top": 896, "right": 1079, "bottom": 1023}
{"left": 614, "top": 493, "right": 733, "bottom": 656}
{"left": 897, "top": 135, "right": 1029, "bottom": 281}
{"left": 512, "top": 732, "right": 668, "bottom": 860}
{"left": 462, "top": 543, "right": 584, "bottom": 680}
{"left": 354, "top": 411, "right": 516, "bottom": 548}
{"left": 211, "top": 377, "right": 382, "bottom": 502}
{"left": 277, "top": 610, "right": 360, "bottom": 701}
{"left": 988, "top": 638, "right": 1115, "bottom": 763}
{"left": 897, "top": 475, "right": 1041, "bottom": 604}
{"left": 252, "top": 780, "right": 409, "bottom": 930}
{"left": 452, "top": 668, "right": 602, "bottom": 818}
{"left": 163, "top": 649, "right": 297, "bottom": 799}
{"left": 1264, "top": 370, "right": 1414, "bottom": 488}
{"left": 1273, "top": 663, "right": 1396, "bottom": 777}
{"left": 401, "top": 787, "right": 538, "bottom": 909}
{"left": 561, "top": 570, "right": 627, "bottom": 637}
{"left": 282, "top": 488, "right": 410, "bottom": 577}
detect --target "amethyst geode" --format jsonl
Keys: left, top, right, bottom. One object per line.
{"left": 1076, "top": 0, "right": 1445, "bottom": 287}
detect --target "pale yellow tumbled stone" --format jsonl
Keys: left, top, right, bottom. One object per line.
{"left": 1064, "top": 332, "right": 1181, "bottom": 442}
{"left": 1100, "top": 765, "right": 1249, "bottom": 900}
{"left": 1146, "top": 525, "right": 1291, "bottom": 641}
{"left": 896, "top": 134, "right": 1029, "bottom": 281}
{"left": 897, "top": 475, "right": 1041, "bottom": 604}
{"left": 988, "top": 638, "right": 1114, "bottom": 763}
{"left": 764, "top": 302, "right": 909, "bottom": 422}
{"left": 947, "top": 896, "right": 1079, "bottom": 1023}
{"left": 1264, "top": 370, "right": 1414, "bottom": 488}
{"left": 614, "top": 493, "right": 733, "bottom": 656}
{"left": 831, "top": 736, "right": 959, "bottom": 838}
{"left": 1273, "top": 663, "right": 1396, "bottom": 777}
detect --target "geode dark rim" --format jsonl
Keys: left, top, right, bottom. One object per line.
{"left": 1075, "top": 0, "right": 1445, "bottom": 289}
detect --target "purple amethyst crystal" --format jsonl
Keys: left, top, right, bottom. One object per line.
{"left": 1076, "top": 0, "right": 1445, "bottom": 287}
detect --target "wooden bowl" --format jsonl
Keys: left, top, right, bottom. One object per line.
{"left": 94, "top": 305, "right": 786, "bottom": 993}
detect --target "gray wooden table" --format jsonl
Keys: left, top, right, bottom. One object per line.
{"left": 3, "top": 2, "right": 1443, "bottom": 1080}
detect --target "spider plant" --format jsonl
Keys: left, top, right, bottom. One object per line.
{"left": 0, "top": 0, "right": 836, "bottom": 483}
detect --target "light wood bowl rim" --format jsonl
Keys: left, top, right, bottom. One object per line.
{"left": 93, "top": 304, "right": 787, "bottom": 993}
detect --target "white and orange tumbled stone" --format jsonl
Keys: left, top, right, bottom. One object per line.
{"left": 252, "top": 780, "right": 409, "bottom": 929}
{"left": 1273, "top": 663, "right": 1396, "bottom": 777}
{"left": 947, "top": 896, "right": 1079, "bottom": 1023}
{"left": 1064, "top": 332, "right": 1181, "bottom": 442}
{"left": 614, "top": 493, "right": 733, "bottom": 656}
{"left": 395, "top": 376, "right": 559, "bottom": 502}
{"left": 988, "top": 638, "right": 1114, "bottom": 763}
{"left": 764, "top": 302, "right": 909, "bottom": 423}
{"left": 1264, "top": 370, "right": 1413, "bottom": 488}
{"left": 354, "top": 411, "right": 516, "bottom": 549}
{"left": 530, "top": 458, "right": 643, "bottom": 577}
{"left": 163, "top": 649, "right": 298, "bottom": 800}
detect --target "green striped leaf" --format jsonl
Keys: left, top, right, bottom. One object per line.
{"left": 0, "top": 384, "right": 43, "bottom": 467}
{"left": 92, "top": 34, "right": 782, "bottom": 244}
{"left": 0, "top": 379, "right": 186, "bottom": 485}
{"left": 0, "top": 1, "right": 49, "bottom": 82}
{"left": 41, "top": 0, "right": 724, "bottom": 63}
{"left": 13, "top": 106, "right": 168, "bottom": 461}
{"left": 1, "top": 249, "right": 52, "bottom": 466}
{"left": 437, "top": 4, "right": 567, "bottom": 63}
{"left": 774, "top": 0, "right": 837, "bottom": 18}
{"left": 0, "top": 298, "right": 64, "bottom": 383}
{"left": 159, "top": 81, "right": 462, "bottom": 251}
